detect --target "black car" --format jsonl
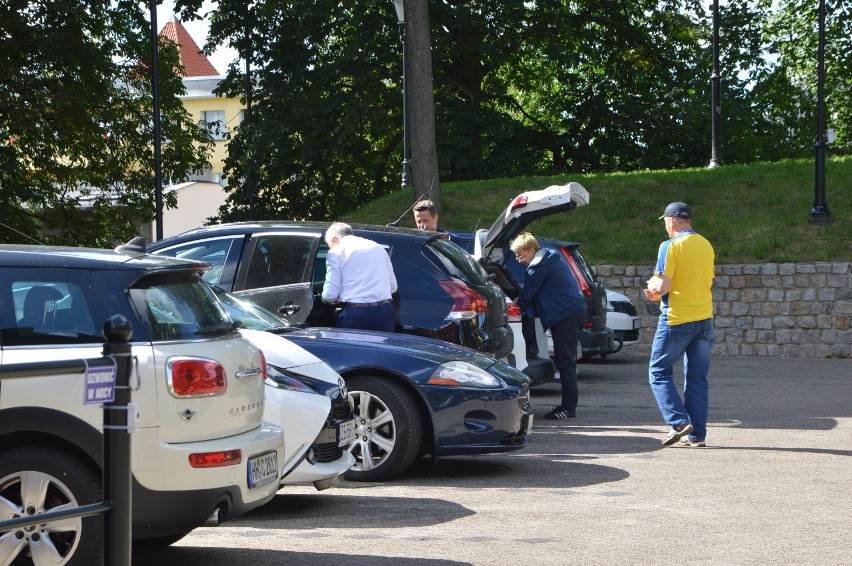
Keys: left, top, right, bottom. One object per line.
{"left": 147, "top": 222, "right": 513, "bottom": 359}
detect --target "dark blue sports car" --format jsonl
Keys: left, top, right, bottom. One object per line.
{"left": 214, "top": 288, "right": 533, "bottom": 482}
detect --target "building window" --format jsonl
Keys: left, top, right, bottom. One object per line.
{"left": 201, "top": 110, "right": 227, "bottom": 141}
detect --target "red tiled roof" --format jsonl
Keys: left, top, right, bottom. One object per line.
{"left": 160, "top": 17, "right": 220, "bottom": 77}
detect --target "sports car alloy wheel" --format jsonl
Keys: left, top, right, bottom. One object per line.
{"left": 0, "top": 447, "right": 101, "bottom": 566}
{"left": 345, "top": 376, "right": 422, "bottom": 482}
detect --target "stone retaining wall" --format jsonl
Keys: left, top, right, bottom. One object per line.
{"left": 594, "top": 262, "right": 851, "bottom": 359}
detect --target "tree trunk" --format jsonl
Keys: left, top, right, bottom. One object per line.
{"left": 405, "top": 0, "right": 442, "bottom": 208}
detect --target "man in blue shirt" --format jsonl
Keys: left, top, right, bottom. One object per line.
{"left": 323, "top": 222, "right": 398, "bottom": 332}
{"left": 512, "top": 232, "right": 586, "bottom": 420}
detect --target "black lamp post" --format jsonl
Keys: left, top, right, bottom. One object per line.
{"left": 391, "top": 0, "right": 412, "bottom": 192}
{"left": 708, "top": 0, "right": 722, "bottom": 169}
{"left": 809, "top": 0, "right": 830, "bottom": 224}
{"left": 149, "top": 1, "right": 164, "bottom": 241}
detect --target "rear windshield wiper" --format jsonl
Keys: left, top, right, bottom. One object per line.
{"left": 195, "top": 320, "right": 242, "bottom": 335}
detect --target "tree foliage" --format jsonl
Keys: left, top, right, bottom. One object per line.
{"left": 3, "top": 0, "right": 848, "bottom": 238}
{"left": 0, "top": 0, "right": 212, "bottom": 246}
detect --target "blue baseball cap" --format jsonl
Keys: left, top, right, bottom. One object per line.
{"left": 659, "top": 202, "right": 692, "bottom": 220}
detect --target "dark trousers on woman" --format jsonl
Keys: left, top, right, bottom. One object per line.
{"left": 549, "top": 308, "right": 585, "bottom": 413}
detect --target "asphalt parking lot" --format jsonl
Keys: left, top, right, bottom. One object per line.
{"left": 135, "top": 353, "right": 851, "bottom": 565}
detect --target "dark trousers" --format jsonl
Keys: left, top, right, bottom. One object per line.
{"left": 337, "top": 303, "right": 395, "bottom": 332}
{"left": 549, "top": 309, "right": 585, "bottom": 412}
{"left": 521, "top": 314, "right": 539, "bottom": 357}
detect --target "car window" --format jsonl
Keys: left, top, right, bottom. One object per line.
{"left": 154, "top": 237, "right": 240, "bottom": 286}
{"left": 426, "top": 239, "right": 490, "bottom": 285}
{"left": 0, "top": 272, "right": 102, "bottom": 346}
{"left": 244, "top": 235, "right": 314, "bottom": 290}
{"left": 312, "top": 243, "right": 329, "bottom": 292}
{"left": 130, "top": 274, "right": 233, "bottom": 342}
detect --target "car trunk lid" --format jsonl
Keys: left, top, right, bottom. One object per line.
{"left": 480, "top": 182, "right": 590, "bottom": 262}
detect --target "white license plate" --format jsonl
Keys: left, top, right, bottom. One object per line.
{"left": 338, "top": 418, "right": 357, "bottom": 447}
{"left": 247, "top": 451, "right": 278, "bottom": 488}
{"left": 633, "top": 319, "right": 641, "bottom": 329}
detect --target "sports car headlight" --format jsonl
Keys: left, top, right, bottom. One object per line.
{"left": 427, "top": 361, "right": 505, "bottom": 388}
{"left": 265, "top": 365, "right": 316, "bottom": 394}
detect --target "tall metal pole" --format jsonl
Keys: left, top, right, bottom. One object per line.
{"left": 149, "top": 2, "right": 164, "bottom": 241}
{"left": 244, "top": 6, "right": 255, "bottom": 218}
{"left": 708, "top": 0, "right": 722, "bottom": 169}
{"left": 809, "top": 0, "right": 830, "bottom": 224}
{"left": 392, "top": 0, "right": 412, "bottom": 193}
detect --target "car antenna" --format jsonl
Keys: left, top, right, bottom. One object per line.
{"left": 114, "top": 236, "right": 148, "bottom": 257}
{"left": 386, "top": 194, "right": 427, "bottom": 227}
{"left": 0, "top": 221, "right": 46, "bottom": 245}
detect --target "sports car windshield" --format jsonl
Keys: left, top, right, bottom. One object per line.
{"left": 211, "top": 286, "right": 294, "bottom": 333}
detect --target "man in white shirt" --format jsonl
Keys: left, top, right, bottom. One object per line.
{"left": 322, "top": 222, "right": 398, "bottom": 332}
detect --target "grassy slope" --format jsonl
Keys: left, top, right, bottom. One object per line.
{"left": 344, "top": 157, "right": 851, "bottom": 266}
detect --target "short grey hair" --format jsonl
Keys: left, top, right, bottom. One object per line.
{"left": 325, "top": 222, "right": 353, "bottom": 244}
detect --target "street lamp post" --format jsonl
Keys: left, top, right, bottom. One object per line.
{"left": 392, "top": 0, "right": 412, "bottom": 192}
{"left": 809, "top": 0, "right": 830, "bottom": 224}
{"left": 149, "top": 1, "right": 164, "bottom": 241}
{"left": 708, "top": 0, "right": 722, "bottom": 169}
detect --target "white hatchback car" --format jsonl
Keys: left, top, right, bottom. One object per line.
{"left": 237, "top": 327, "right": 356, "bottom": 491}
{"left": 0, "top": 245, "right": 285, "bottom": 563}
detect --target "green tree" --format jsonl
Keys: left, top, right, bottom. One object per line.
{"left": 0, "top": 0, "right": 212, "bottom": 246}
{"left": 767, "top": 0, "right": 851, "bottom": 153}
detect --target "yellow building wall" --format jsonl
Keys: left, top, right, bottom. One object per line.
{"left": 181, "top": 89, "right": 243, "bottom": 179}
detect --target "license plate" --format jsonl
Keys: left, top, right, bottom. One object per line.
{"left": 247, "top": 451, "right": 278, "bottom": 489}
{"left": 633, "top": 318, "right": 641, "bottom": 329}
{"left": 338, "top": 418, "right": 357, "bottom": 447}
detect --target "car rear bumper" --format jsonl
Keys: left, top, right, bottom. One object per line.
{"left": 580, "top": 327, "right": 616, "bottom": 357}
{"left": 131, "top": 424, "right": 284, "bottom": 538}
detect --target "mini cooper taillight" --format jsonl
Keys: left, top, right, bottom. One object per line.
{"left": 167, "top": 357, "right": 227, "bottom": 397}
{"left": 440, "top": 280, "right": 489, "bottom": 320}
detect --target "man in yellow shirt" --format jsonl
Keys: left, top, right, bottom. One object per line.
{"left": 644, "top": 202, "right": 715, "bottom": 447}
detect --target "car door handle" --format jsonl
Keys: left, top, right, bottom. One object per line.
{"left": 278, "top": 301, "right": 301, "bottom": 315}
{"left": 235, "top": 367, "right": 263, "bottom": 378}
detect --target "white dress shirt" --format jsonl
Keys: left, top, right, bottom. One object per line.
{"left": 322, "top": 235, "right": 398, "bottom": 304}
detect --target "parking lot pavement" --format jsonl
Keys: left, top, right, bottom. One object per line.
{"left": 134, "top": 354, "right": 851, "bottom": 565}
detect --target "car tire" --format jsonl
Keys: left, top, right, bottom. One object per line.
{"left": 344, "top": 376, "right": 423, "bottom": 482}
{"left": 0, "top": 446, "right": 102, "bottom": 566}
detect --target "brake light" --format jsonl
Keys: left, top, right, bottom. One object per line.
{"left": 188, "top": 450, "right": 241, "bottom": 468}
{"left": 506, "top": 300, "right": 522, "bottom": 323}
{"left": 439, "top": 280, "right": 489, "bottom": 320}
{"left": 168, "top": 357, "right": 227, "bottom": 397}
{"left": 560, "top": 248, "right": 592, "bottom": 297}
{"left": 508, "top": 195, "right": 528, "bottom": 213}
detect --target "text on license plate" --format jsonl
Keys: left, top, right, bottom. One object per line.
{"left": 247, "top": 451, "right": 278, "bottom": 489}
{"left": 338, "top": 419, "right": 357, "bottom": 447}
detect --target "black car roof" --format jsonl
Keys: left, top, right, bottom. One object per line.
{"left": 149, "top": 221, "right": 440, "bottom": 248}
{"left": 0, "top": 244, "right": 210, "bottom": 272}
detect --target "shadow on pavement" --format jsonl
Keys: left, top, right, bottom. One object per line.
{"left": 134, "top": 547, "right": 469, "bottom": 566}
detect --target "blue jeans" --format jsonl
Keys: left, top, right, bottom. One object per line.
{"left": 648, "top": 317, "right": 714, "bottom": 440}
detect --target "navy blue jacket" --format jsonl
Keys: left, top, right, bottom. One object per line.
{"left": 516, "top": 249, "right": 586, "bottom": 331}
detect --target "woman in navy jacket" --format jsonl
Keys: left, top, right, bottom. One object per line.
{"left": 512, "top": 233, "right": 587, "bottom": 419}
